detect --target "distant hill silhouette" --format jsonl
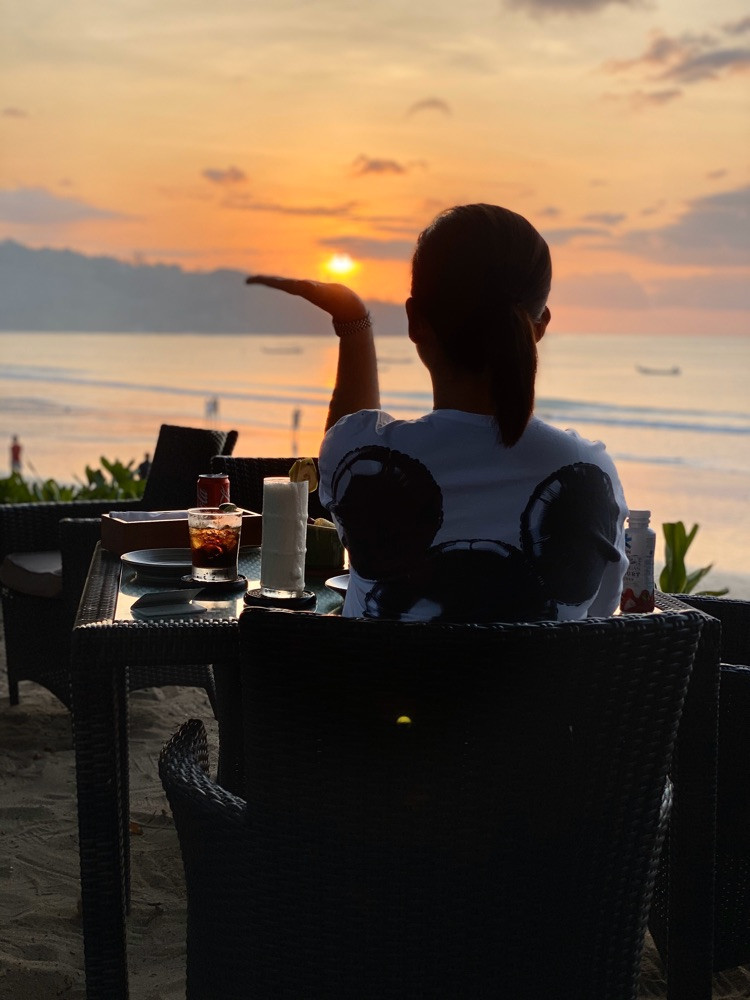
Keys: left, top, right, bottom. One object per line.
{"left": 0, "top": 240, "right": 407, "bottom": 335}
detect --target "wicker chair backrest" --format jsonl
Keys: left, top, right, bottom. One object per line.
{"left": 161, "top": 607, "right": 704, "bottom": 1000}
{"left": 672, "top": 594, "right": 749, "bottom": 667}
{"left": 670, "top": 594, "right": 750, "bottom": 969}
{"left": 210, "top": 454, "right": 328, "bottom": 520}
{"left": 141, "top": 424, "right": 237, "bottom": 510}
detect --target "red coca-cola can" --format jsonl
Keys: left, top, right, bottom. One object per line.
{"left": 196, "top": 473, "right": 230, "bottom": 507}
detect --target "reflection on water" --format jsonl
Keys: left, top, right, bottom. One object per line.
{"left": 2, "top": 331, "right": 748, "bottom": 584}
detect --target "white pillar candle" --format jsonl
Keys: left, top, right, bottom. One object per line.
{"left": 260, "top": 477, "right": 309, "bottom": 597}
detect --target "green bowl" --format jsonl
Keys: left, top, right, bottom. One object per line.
{"left": 306, "top": 523, "right": 345, "bottom": 573}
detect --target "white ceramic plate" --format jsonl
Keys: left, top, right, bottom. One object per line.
{"left": 324, "top": 573, "right": 350, "bottom": 597}
{"left": 121, "top": 548, "right": 193, "bottom": 579}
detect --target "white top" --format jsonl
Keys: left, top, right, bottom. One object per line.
{"left": 318, "top": 409, "right": 629, "bottom": 622}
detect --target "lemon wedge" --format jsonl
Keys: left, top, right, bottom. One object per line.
{"left": 289, "top": 458, "right": 318, "bottom": 491}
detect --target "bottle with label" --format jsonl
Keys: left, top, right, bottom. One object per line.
{"left": 620, "top": 509, "right": 656, "bottom": 613}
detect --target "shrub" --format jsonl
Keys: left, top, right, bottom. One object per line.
{"left": 659, "top": 521, "right": 728, "bottom": 596}
{"left": 0, "top": 457, "right": 146, "bottom": 503}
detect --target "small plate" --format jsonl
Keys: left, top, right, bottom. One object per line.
{"left": 325, "top": 573, "right": 350, "bottom": 597}
{"left": 121, "top": 548, "right": 193, "bottom": 580}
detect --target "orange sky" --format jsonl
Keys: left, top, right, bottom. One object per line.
{"left": 1, "top": 0, "right": 749, "bottom": 334}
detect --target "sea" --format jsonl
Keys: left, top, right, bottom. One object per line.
{"left": 1, "top": 330, "right": 749, "bottom": 597}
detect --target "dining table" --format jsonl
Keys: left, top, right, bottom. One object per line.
{"left": 70, "top": 541, "right": 343, "bottom": 1000}
{"left": 69, "top": 542, "right": 719, "bottom": 1000}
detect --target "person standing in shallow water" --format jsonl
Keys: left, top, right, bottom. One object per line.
{"left": 10, "top": 435, "right": 22, "bottom": 474}
{"left": 245, "top": 203, "right": 629, "bottom": 623}
{"left": 136, "top": 452, "right": 152, "bottom": 480}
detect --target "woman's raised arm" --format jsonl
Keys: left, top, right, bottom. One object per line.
{"left": 245, "top": 275, "right": 380, "bottom": 432}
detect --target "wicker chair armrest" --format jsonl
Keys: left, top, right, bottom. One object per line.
{"left": 160, "top": 719, "right": 247, "bottom": 823}
{"left": 0, "top": 498, "right": 140, "bottom": 558}
{"left": 59, "top": 518, "right": 111, "bottom": 624}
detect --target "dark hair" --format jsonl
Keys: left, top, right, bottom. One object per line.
{"left": 410, "top": 204, "right": 551, "bottom": 447}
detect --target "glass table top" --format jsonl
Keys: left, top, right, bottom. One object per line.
{"left": 115, "top": 546, "right": 343, "bottom": 622}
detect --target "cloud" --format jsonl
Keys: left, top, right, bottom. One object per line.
{"left": 540, "top": 225, "right": 610, "bottom": 245}
{"left": 661, "top": 47, "right": 750, "bottom": 84}
{"left": 640, "top": 200, "right": 665, "bottom": 216}
{"left": 602, "top": 86, "right": 683, "bottom": 110}
{"left": 223, "top": 197, "right": 357, "bottom": 217}
{"left": 618, "top": 185, "right": 750, "bottom": 266}
{"left": 553, "top": 272, "right": 651, "bottom": 310}
{"left": 2, "top": 107, "right": 27, "bottom": 118}
{"left": 0, "top": 187, "right": 130, "bottom": 224}
{"left": 201, "top": 166, "right": 247, "bottom": 185}
{"left": 352, "top": 155, "right": 409, "bottom": 177}
{"left": 553, "top": 271, "right": 750, "bottom": 313}
{"left": 607, "top": 32, "right": 713, "bottom": 72}
{"left": 706, "top": 169, "right": 728, "bottom": 180}
{"left": 582, "top": 212, "right": 626, "bottom": 225}
{"left": 648, "top": 273, "right": 750, "bottom": 310}
{"left": 318, "top": 235, "right": 414, "bottom": 261}
{"left": 723, "top": 16, "right": 750, "bottom": 35}
{"left": 607, "top": 31, "right": 750, "bottom": 86}
{"left": 537, "top": 206, "right": 561, "bottom": 218}
{"left": 627, "top": 88, "right": 683, "bottom": 109}
{"left": 406, "top": 97, "right": 452, "bottom": 117}
{"left": 505, "top": 0, "right": 641, "bottom": 15}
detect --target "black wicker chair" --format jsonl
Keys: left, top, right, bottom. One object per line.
{"left": 0, "top": 424, "right": 237, "bottom": 707}
{"left": 209, "top": 454, "right": 329, "bottom": 521}
{"left": 660, "top": 595, "right": 750, "bottom": 971}
{"left": 160, "top": 606, "right": 704, "bottom": 1000}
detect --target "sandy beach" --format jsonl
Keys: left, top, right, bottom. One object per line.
{"left": 0, "top": 614, "right": 218, "bottom": 1000}
{"left": 1, "top": 612, "right": 749, "bottom": 999}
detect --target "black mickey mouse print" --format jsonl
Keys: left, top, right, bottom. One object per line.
{"left": 363, "top": 539, "right": 557, "bottom": 623}
{"left": 319, "top": 409, "right": 629, "bottom": 622}
{"left": 328, "top": 446, "right": 443, "bottom": 581}
{"left": 521, "top": 463, "right": 623, "bottom": 607}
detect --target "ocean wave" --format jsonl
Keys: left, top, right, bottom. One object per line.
{"left": 535, "top": 408, "right": 750, "bottom": 436}
{"left": 3, "top": 362, "right": 749, "bottom": 440}
{"left": 534, "top": 397, "right": 750, "bottom": 435}
{"left": 612, "top": 453, "right": 688, "bottom": 467}
{"left": 0, "top": 365, "right": 332, "bottom": 409}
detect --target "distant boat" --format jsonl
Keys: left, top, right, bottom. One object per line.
{"left": 636, "top": 365, "right": 681, "bottom": 376}
{"left": 261, "top": 344, "right": 303, "bottom": 355}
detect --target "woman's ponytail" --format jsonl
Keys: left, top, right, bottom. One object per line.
{"left": 486, "top": 303, "right": 538, "bottom": 447}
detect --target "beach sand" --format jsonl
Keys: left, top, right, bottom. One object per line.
{"left": 1, "top": 613, "right": 749, "bottom": 999}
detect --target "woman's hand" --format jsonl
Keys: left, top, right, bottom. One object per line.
{"left": 245, "top": 273, "right": 379, "bottom": 429}
{"left": 245, "top": 275, "right": 367, "bottom": 324}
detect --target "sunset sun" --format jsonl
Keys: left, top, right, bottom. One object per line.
{"left": 324, "top": 253, "right": 358, "bottom": 277}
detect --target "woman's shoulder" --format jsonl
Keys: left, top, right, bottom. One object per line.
{"left": 323, "top": 408, "right": 396, "bottom": 442}
{"left": 324, "top": 407, "right": 450, "bottom": 445}
{"left": 320, "top": 409, "right": 396, "bottom": 469}
{"left": 524, "top": 417, "right": 615, "bottom": 466}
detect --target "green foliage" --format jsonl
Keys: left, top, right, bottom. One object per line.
{"left": 73, "top": 457, "right": 146, "bottom": 500}
{"left": 659, "top": 521, "right": 728, "bottom": 596}
{"left": 0, "top": 458, "right": 146, "bottom": 504}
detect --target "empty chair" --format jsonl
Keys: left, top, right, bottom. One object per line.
{"left": 140, "top": 425, "right": 238, "bottom": 511}
{"left": 653, "top": 595, "right": 750, "bottom": 971}
{"left": 0, "top": 424, "right": 237, "bottom": 707}
{"left": 160, "top": 605, "right": 704, "bottom": 1000}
